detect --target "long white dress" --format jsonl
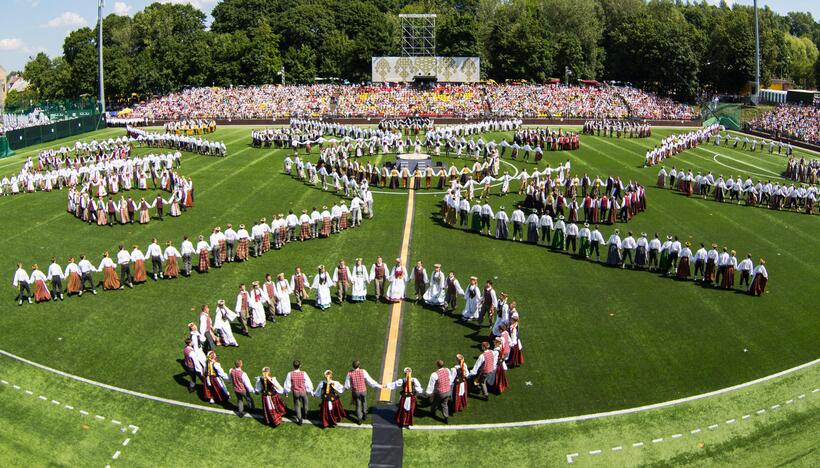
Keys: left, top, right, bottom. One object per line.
{"left": 461, "top": 283, "right": 480, "bottom": 320}
{"left": 350, "top": 265, "right": 369, "bottom": 301}
{"left": 189, "top": 331, "right": 207, "bottom": 374}
{"left": 274, "top": 279, "right": 292, "bottom": 316}
{"left": 248, "top": 288, "right": 267, "bottom": 327}
{"left": 386, "top": 266, "right": 408, "bottom": 302}
{"left": 311, "top": 272, "right": 334, "bottom": 309}
{"left": 423, "top": 270, "right": 446, "bottom": 305}
{"left": 213, "top": 306, "right": 238, "bottom": 347}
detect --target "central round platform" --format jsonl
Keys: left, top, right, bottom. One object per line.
{"left": 396, "top": 152, "right": 432, "bottom": 172}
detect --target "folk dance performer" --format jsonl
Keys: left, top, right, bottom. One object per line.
{"left": 386, "top": 367, "right": 423, "bottom": 427}
{"left": 28, "top": 264, "right": 51, "bottom": 303}
{"left": 98, "top": 252, "right": 121, "bottom": 290}
{"left": 508, "top": 315, "right": 524, "bottom": 367}
{"left": 290, "top": 267, "right": 309, "bottom": 310}
{"left": 350, "top": 259, "right": 370, "bottom": 302}
{"left": 255, "top": 367, "right": 287, "bottom": 427}
{"left": 370, "top": 256, "right": 388, "bottom": 303}
{"left": 344, "top": 360, "right": 382, "bottom": 425}
{"left": 423, "top": 264, "right": 446, "bottom": 308}
{"left": 606, "top": 229, "right": 622, "bottom": 266}
{"left": 452, "top": 354, "right": 470, "bottom": 413}
{"left": 64, "top": 257, "right": 82, "bottom": 296}
{"left": 284, "top": 360, "right": 314, "bottom": 425}
{"left": 248, "top": 282, "right": 268, "bottom": 327}
{"left": 203, "top": 351, "right": 230, "bottom": 404}
{"left": 311, "top": 265, "right": 334, "bottom": 310}
{"left": 146, "top": 239, "right": 163, "bottom": 280}
{"left": 385, "top": 259, "right": 407, "bottom": 303}
{"left": 469, "top": 342, "right": 498, "bottom": 400}
{"left": 77, "top": 255, "right": 98, "bottom": 295}
{"left": 47, "top": 258, "right": 64, "bottom": 300}
{"left": 130, "top": 245, "right": 148, "bottom": 283}
{"left": 412, "top": 261, "right": 428, "bottom": 302}
{"left": 461, "top": 276, "right": 480, "bottom": 320}
{"left": 676, "top": 242, "right": 693, "bottom": 279}
{"left": 738, "top": 254, "right": 754, "bottom": 287}
{"left": 315, "top": 370, "right": 346, "bottom": 428}
{"left": 163, "top": 240, "right": 181, "bottom": 279}
{"left": 233, "top": 284, "right": 253, "bottom": 335}
{"left": 749, "top": 259, "right": 768, "bottom": 296}
{"left": 229, "top": 360, "right": 255, "bottom": 416}
{"left": 443, "top": 271, "right": 464, "bottom": 314}
{"left": 195, "top": 235, "right": 210, "bottom": 273}
{"left": 721, "top": 250, "right": 738, "bottom": 290}
{"left": 213, "top": 299, "right": 238, "bottom": 347}
{"left": 492, "top": 337, "right": 509, "bottom": 394}
{"left": 273, "top": 273, "right": 293, "bottom": 316}
{"left": 115, "top": 246, "right": 133, "bottom": 288}
{"left": 479, "top": 280, "right": 497, "bottom": 325}
{"left": 425, "top": 360, "right": 455, "bottom": 424}
{"left": 180, "top": 236, "right": 195, "bottom": 277}
{"left": 332, "top": 259, "right": 352, "bottom": 304}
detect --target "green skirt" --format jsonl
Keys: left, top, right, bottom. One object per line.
{"left": 471, "top": 213, "right": 482, "bottom": 231}
{"left": 659, "top": 251, "right": 670, "bottom": 271}
{"left": 578, "top": 237, "right": 590, "bottom": 257}
{"left": 551, "top": 230, "right": 565, "bottom": 249}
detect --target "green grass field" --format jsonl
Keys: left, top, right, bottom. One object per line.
{"left": 0, "top": 124, "right": 817, "bottom": 464}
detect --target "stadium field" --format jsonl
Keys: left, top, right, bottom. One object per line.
{"left": 0, "top": 124, "right": 817, "bottom": 465}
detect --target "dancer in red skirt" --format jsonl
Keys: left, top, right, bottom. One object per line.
{"left": 749, "top": 259, "right": 768, "bottom": 296}
{"left": 387, "top": 367, "right": 423, "bottom": 427}
{"left": 256, "top": 367, "right": 287, "bottom": 427}
{"left": 203, "top": 351, "right": 230, "bottom": 404}
{"left": 29, "top": 264, "right": 52, "bottom": 303}
{"left": 452, "top": 354, "right": 469, "bottom": 413}
{"left": 507, "top": 315, "right": 524, "bottom": 368}
{"left": 196, "top": 235, "right": 210, "bottom": 273}
{"left": 492, "top": 338, "right": 509, "bottom": 394}
{"left": 314, "top": 370, "right": 346, "bottom": 428}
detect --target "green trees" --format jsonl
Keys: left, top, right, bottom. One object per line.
{"left": 16, "top": 0, "right": 820, "bottom": 103}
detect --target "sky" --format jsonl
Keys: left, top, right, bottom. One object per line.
{"left": 1, "top": 0, "right": 819, "bottom": 74}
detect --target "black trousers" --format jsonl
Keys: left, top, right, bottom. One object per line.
{"left": 151, "top": 256, "right": 162, "bottom": 277}
{"left": 120, "top": 264, "right": 133, "bottom": 285}
{"left": 50, "top": 275, "right": 63, "bottom": 297}
{"left": 16, "top": 282, "right": 31, "bottom": 301}
{"left": 565, "top": 235, "right": 577, "bottom": 252}
{"left": 81, "top": 272, "right": 95, "bottom": 291}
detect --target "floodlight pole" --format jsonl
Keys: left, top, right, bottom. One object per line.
{"left": 753, "top": 0, "right": 760, "bottom": 105}
{"left": 98, "top": 0, "right": 106, "bottom": 115}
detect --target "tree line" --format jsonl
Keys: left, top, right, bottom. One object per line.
{"left": 7, "top": 0, "right": 820, "bottom": 108}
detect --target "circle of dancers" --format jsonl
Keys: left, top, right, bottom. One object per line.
{"left": 182, "top": 257, "right": 524, "bottom": 428}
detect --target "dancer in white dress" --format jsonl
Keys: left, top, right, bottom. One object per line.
{"left": 386, "top": 259, "right": 408, "bottom": 303}
{"left": 461, "top": 276, "right": 481, "bottom": 320}
{"left": 213, "top": 299, "right": 238, "bottom": 347}
{"left": 274, "top": 273, "right": 293, "bottom": 316}
{"left": 423, "top": 263, "right": 446, "bottom": 306}
{"left": 350, "top": 258, "right": 370, "bottom": 302}
{"left": 311, "top": 265, "right": 334, "bottom": 310}
{"left": 248, "top": 281, "right": 268, "bottom": 328}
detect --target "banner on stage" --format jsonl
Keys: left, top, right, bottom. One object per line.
{"left": 371, "top": 57, "right": 480, "bottom": 83}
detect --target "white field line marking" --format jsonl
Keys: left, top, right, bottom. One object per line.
{"left": 771, "top": 404, "right": 780, "bottom": 410}
{"left": 2, "top": 348, "right": 818, "bottom": 431}
{"left": 568, "top": 387, "right": 818, "bottom": 464}
{"left": 710, "top": 153, "right": 781, "bottom": 180}
{"left": 566, "top": 453, "right": 579, "bottom": 464}
{"left": 12, "top": 385, "right": 20, "bottom": 390}
{"left": 0, "top": 380, "right": 7, "bottom": 384}
{"left": 786, "top": 399, "right": 794, "bottom": 404}
{"left": 0, "top": 375, "right": 140, "bottom": 465}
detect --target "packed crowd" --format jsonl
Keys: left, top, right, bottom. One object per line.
{"left": 163, "top": 119, "right": 217, "bottom": 135}
{"left": 1, "top": 108, "right": 54, "bottom": 133}
{"left": 745, "top": 104, "right": 820, "bottom": 146}
{"left": 182, "top": 257, "right": 523, "bottom": 427}
{"left": 660, "top": 166, "right": 818, "bottom": 214}
{"left": 128, "top": 84, "right": 698, "bottom": 121}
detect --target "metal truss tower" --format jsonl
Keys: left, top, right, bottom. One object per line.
{"left": 399, "top": 14, "right": 436, "bottom": 57}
